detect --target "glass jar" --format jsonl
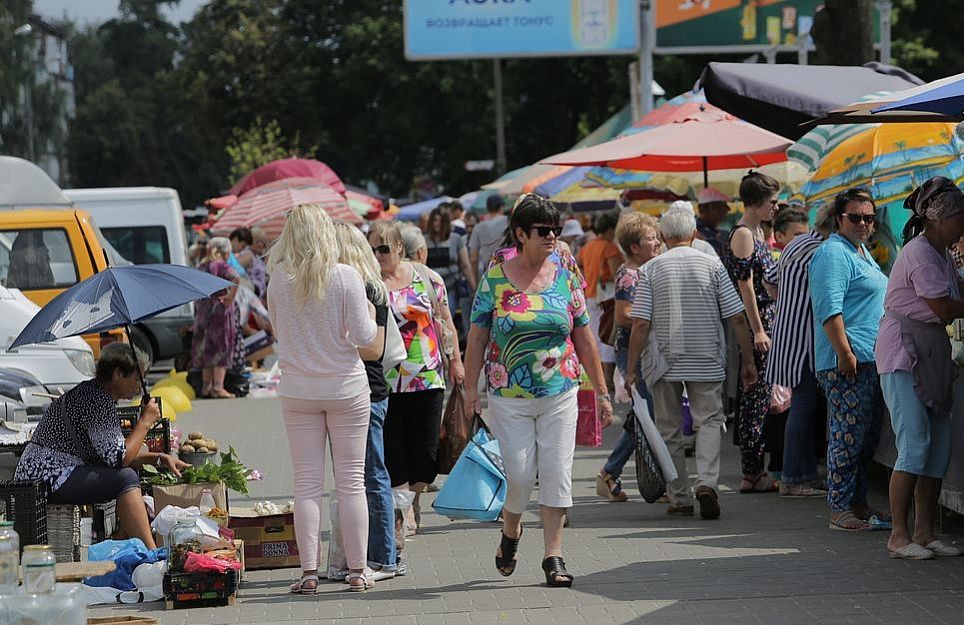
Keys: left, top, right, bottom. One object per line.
{"left": 0, "top": 521, "right": 19, "bottom": 593}
{"left": 21, "top": 544, "right": 56, "bottom": 594}
{"left": 167, "top": 516, "right": 203, "bottom": 572}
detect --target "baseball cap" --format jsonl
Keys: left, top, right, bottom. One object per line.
{"left": 697, "top": 187, "right": 730, "bottom": 204}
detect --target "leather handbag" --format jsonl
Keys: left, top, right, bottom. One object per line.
{"left": 436, "top": 384, "right": 471, "bottom": 475}
{"left": 432, "top": 422, "right": 506, "bottom": 522}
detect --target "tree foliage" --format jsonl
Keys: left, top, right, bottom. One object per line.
{"left": 20, "top": 0, "right": 964, "bottom": 207}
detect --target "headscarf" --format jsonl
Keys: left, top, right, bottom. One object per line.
{"left": 902, "top": 176, "right": 964, "bottom": 244}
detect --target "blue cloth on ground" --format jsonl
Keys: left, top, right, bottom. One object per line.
{"left": 84, "top": 538, "right": 168, "bottom": 591}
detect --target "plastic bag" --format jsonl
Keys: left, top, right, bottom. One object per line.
{"left": 770, "top": 384, "right": 792, "bottom": 414}
{"left": 437, "top": 384, "right": 471, "bottom": 475}
{"left": 576, "top": 389, "right": 602, "bottom": 447}
{"left": 85, "top": 539, "right": 166, "bottom": 591}
{"left": 612, "top": 367, "right": 630, "bottom": 405}
{"left": 326, "top": 489, "right": 347, "bottom": 578}
{"left": 149, "top": 506, "right": 223, "bottom": 549}
{"left": 632, "top": 400, "right": 667, "bottom": 503}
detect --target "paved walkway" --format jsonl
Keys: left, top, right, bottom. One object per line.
{"left": 90, "top": 397, "right": 964, "bottom": 625}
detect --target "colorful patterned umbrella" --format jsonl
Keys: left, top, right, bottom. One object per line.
{"left": 212, "top": 177, "right": 359, "bottom": 239}
{"left": 799, "top": 123, "right": 964, "bottom": 207}
{"left": 797, "top": 122, "right": 964, "bottom": 273}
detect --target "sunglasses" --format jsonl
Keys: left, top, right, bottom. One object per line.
{"left": 843, "top": 213, "right": 876, "bottom": 225}
{"left": 529, "top": 226, "right": 563, "bottom": 238}
{"left": 371, "top": 244, "right": 392, "bottom": 255}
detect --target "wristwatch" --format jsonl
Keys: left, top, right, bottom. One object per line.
{"left": 155, "top": 453, "right": 164, "bottom": 467}
{"left": 597, "top": 393, "right": 612, "bottom": 404}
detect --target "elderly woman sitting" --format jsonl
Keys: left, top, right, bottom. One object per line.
{"left": 14, "top": 343, "right": 187, "bottom": 549}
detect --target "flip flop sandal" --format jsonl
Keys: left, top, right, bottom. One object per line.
{"left": 889, "top": 543, "right": 934, "bottom": 560}
{"left": 290, "top": 574, "right": 320, "bottom": 594}
{"left": 925, "top": 540, "right": 962, "bottom": 557}
{"left": 829, "top": 511, "right": 868, "bottom": 531}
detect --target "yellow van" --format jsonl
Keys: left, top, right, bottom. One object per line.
{"left": 0, "top": 209, "right": 126, "bottom": 357}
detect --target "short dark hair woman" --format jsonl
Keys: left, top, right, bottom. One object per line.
{"left": 463, "top": 194, "right": 613, "bottom": 587}
{"left": 15, "top": 343, "right": 188, "bottom": 549}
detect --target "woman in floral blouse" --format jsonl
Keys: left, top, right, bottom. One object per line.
{"left": 368, "top": 220, "right": 464, "bottom": 534}
{"left": 463, "top": 194, "right": 612, "bottom": 588}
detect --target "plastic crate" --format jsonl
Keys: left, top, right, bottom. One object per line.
{"left": 47, "top": 504, "right": 81, "bottom": 562}
{"left": 163, "top": 570, "right": 238, "bottom": 609}
{"left": 0, "top": 479, "right": 47, "bottom": 549}
{"left": 119, "top": 401, "right": 172, "bottom": 454}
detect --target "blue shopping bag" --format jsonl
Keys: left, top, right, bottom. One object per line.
{"left": 432, "top": 426, "right": 506, "bottom": 522}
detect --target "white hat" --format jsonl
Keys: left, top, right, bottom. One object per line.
{"left": 560, "top": 219, "right": 584, "bottom": 238}
{"left": 697, "top": 187, "right": 730, "bottom": 204}
{"left": 667, "top": 200, "right": 694, "bottom": 214}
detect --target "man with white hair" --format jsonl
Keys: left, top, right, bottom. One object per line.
{"left": 625, "top": 207, "right": 757, "bottom": 520}
{"left": 696, "top": 187, "right": 731, "bottom": 256}
{"left": 665, "top": 201, "right": 718, "bottom": 257}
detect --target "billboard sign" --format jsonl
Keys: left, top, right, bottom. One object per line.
{"left": 656, "top": 0, "right": 881, "bottom": 49}
{"left": 404, "top": 0, "right": 641, "bottom": 61}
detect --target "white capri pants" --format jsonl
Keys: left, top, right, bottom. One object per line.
{"left": 484, "top": 387, "right": 578, "bottom": 513}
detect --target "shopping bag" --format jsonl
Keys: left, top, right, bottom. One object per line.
{"left": 437, "top": 384, "right": 471, "bottom": 475}
{"left": 576, "top": 389, "right": 602, "bottom": 447}
{"left": 432, "top": 426, "right": 506, "bottom": 522}
{"left": 632, "top": 386, "right": 677, "bottom": 487}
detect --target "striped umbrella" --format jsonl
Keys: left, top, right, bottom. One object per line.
{"left": 797, "top": 122, "right": 964, "bottom": 272}
{"left": 788, "top": 92, "right": 896, "bottom": 172}
{"left": 212, "top": 177, "right": 359, "bottom": 240}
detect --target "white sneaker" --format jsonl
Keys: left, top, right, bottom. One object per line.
{"left": 369, "top": 566, "right": 396, "bottom": 582}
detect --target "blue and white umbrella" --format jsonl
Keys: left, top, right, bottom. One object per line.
{"left": 11, "top": 264, "right": 234, "bottom": 397}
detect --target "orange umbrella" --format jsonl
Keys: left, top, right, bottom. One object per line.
{"left": 541, "top": 109, "right": 792, "bottom": 187}
{"left": 212, "top": 177, "right": 360, "bottom": 240}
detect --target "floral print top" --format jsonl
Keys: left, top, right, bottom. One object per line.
{"left": 488, "top": 246, "right": 587, "bottom": 290}
{"left": 471, "top": 262, "right": 589, "bottom": 399}
{"left": 613, "top": 264, "right": 639, "bottom": 353}
{"left": 385, "top": 266, "right": 448, "bottom": 393}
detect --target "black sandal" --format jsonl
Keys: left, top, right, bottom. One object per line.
{"left": 541, "top": 556, "right": 573, "bottom": 588}
{"left": 494, "top": 527, "right": 522, "bottom": 577}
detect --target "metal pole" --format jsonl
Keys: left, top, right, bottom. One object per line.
{"left": 493, "top": 58, "right": 507, "bottom": 176}
{"left": 877, "top": 1, "right": 892, "bottom": 64}
{"left": 639, "top": 0, "right": 655, "bottom": 116}
{"left": 25, "top": 70, "right": 34, "bottom": 163}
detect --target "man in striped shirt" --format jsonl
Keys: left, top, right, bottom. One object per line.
{"left": 763, "top": 205, "right": 835, "bottom": 498}
{"left": 625, "top": 208, "right": 757, "bottom": 520}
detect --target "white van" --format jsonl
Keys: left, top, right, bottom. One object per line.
{"left": 63, "top": 187, "right": 192, "bottom": 363}
{"left": 0, "top": 284, "right": 95, "bottom": 392}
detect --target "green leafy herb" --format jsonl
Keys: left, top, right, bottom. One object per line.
{"left": 141, "top": 446, "right": 253, "bottom": 495}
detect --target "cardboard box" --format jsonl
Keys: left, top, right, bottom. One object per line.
{"left": 153, "top": 481, "right": 228, "bottom": 516}
{"left": 229, "top": 509, "right": 299, "bottom": 570}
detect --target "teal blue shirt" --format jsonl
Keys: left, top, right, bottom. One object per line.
{"left": 809, "top": 233, "right": 887, "bottom": 373}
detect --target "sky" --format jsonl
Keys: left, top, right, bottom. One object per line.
{"left": 32, "top": 0, "right": 208, "bottom": 25}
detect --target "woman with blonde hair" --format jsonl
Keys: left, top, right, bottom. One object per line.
{"left": 268, "top": 205, "right": 379, "bottom": 592}
{"left": 368, "top": 220, "right": 464, "bottom": 537}
{"left": 333, "top": 221, "right": 398, "bottom": 579}
{"left": 596, "top": 212, "right": 660, "bottom": 502}
{"left": 191, "top": 236, "right": 240, "bottom": 398}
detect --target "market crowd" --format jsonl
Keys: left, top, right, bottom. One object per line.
{"left": 187, "top": 173, "right": 964, "bottom": 592}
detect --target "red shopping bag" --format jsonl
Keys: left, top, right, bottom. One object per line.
{"left": 576, "top": 389, "right": 602, "bottom": 447}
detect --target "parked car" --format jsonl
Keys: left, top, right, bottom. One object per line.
{"left": 0, "top": 284, "right": 95, "bottom": 392}
{"left": 0, "top": 368, "right": 48, "bottom": 422}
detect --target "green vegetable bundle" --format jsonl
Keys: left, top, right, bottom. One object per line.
{"left": 142, "top": 446, "right": 253, "bottom": 496}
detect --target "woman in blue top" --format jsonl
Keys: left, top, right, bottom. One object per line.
{"left": 809, "top": 187, "right": 888, "bottom": 531}
{"left": 463, "top": 193, "right": 612, "bottom": 588}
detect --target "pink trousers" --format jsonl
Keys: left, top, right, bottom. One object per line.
{"left": 281, "top": 393, "right": 370, "bottom": 571}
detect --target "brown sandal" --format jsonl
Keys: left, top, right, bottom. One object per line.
{"left": 595, "top": 472, "right": 628, "bottom": 502}
{"left": 740, "top": 473, "right": 779, "bottom": 493}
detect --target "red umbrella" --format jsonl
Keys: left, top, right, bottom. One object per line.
{"left": 212, "top": 177, "right": 360, "bottom": 240}
{"left": 541, "top": 110, "right": 792, "bottom": 187}
{"left": 230, "top": 158, "right": 346, "bottom": 197}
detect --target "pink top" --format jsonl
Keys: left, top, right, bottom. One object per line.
{"left": 875, "top": 236, "right": 959, "bottom": 374}
{"left": 267, "top": 263, "right": 377, "bottom": 399}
